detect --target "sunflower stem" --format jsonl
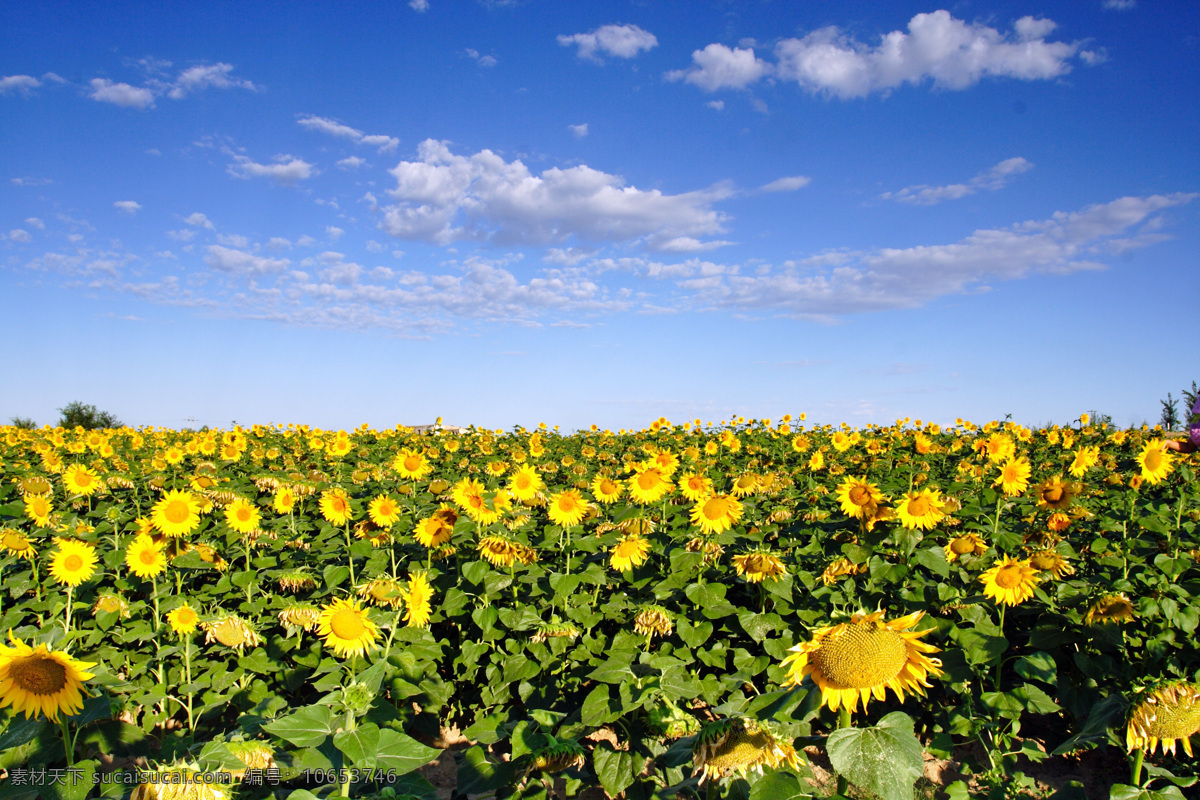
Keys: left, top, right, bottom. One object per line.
{"left": 59, "top": 717, "right": 75, "bottom": 766}
{"left": 63, "top": 585, "right": 72, "bottom": 634}
{"left": 339, "top": 709, "right": 357, "bottom": 798}
{"left": 994, "top": 604, "right": 1007, "bottom": 693}
{"left": 184, "top": 634, "right": 195, "bottom": 732}
{"left": 345, "top": 521, "right": 355, "bottom": 585}
{"left": 835, "top": 705, "right": 852, "bottom": 795}
{"left": 1130, "top": 746, "right": 1145, "bottom": 786}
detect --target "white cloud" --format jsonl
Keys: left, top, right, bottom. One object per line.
{"left": 0, "top": 75, "right": 41, "bottom": 95}
{"left": 88, "top": 78, "right": 155, "bottom": 109}
{"left": 297, "top": 115, "right": 398, "bottom": 153}
{"left": 666, "top": 44, "right": 769, "bottom": 91}
{"left": 267, "top": 237, "right": 292, "bottom": 250}
{"left": 25, "top": 217, "right": 45, "bottom": 229}
{"left": 881, "top": 157, "right": 1033, "bottom": 205}
{"left": 338, "top": 156, "right": 367, "bottom": 169}
{"left": 166, "top": 229, "right": 195, "bottom": 242}
{"left": 1103, "top": 0, "right": 1136, "bottom": 9}
{"left": 379, "top": 138, "right": 731, "bottom": 249}
{"left": 663, "top": 193, "right": 1196, "bottom": 315}
{"left": 9, "top": 229, "right": 32, "bottom": 243}
{"left": 297, "top": 235, "right": 317, "bottom": 247}
{"left": 326, "top": 226, "right": 345, "bottom": 242}
{"left": 168, "top": 63, "right": 259, "bottom": 99}
{"left": 185, "top": 212, "right": 215, "bottom": 229}
{"left": 114, "top": 200, "right": 142, "bottom": 215}
{"left": 760, "top": 175, "right": 812, "bottom": 193}
{"left": 227, "top": 154, "right": 316, "bottom": 184}
{"left": 706, "top": 100, "right": 725, "bottom": 111}
{"left": 558, "top": 24, "right": 658, "bottom": 62}
{"left": 466, "top": 49, "right": 498, "bottom": 67}
{"left": 217, "top": 233, "right": 251, "bottom": 248}
{"left": 409, "top": 0, "right": 429, "bottom": 11}
{"left": 654, "top": 237, "right": 737, "bottom": 253}
{"left": 205, "top": 245, "right": 289, "bottom": 274}
{"left": 569, "top": 123, "right": 589, "bottom": 138}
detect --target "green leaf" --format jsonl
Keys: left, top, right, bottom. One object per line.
{"left": 457, "top": 744, "right": 516, "bottom": 795}
{"left": 913, "top": 546, "right": 950, "bottom": 578}
{"left": 40, "top": 759, "right": 97, "bottom": 800}
{"left": 677, "top": 618, "right": 713, "bottom": 648}
{"left": 589, "top": 650, "right": 635, "bottom": 684}
{"left": 954, "top": 628, "right": 1009, "bottom": 666}
{"left": 1108, "top": 785, "right": 1187, "bottom": 800}
{"left": 826, "top": 712, "right": 924, "bottom": 800}
{"left": 1011, "top": 683, "right": 1061, "bottom": 715}
{"left": 980, "top": 691, "right": 1025, "bottom": 721}
{"left": 334, "top": 722, "right": 381, "bottom": 767}
{"left": 0, "top": 716, "right": 46, "bottom": 751}
{"left": 593, "top": 742, "right": 640, "bottom": 797}
{"left": 1051, "top": 693, "right": 1126, "bottom": 756}
{"left": 1014, "top": 651, "right": 1058, "bottom": 686}
{"left": 582, "top": 684, "right": 619, "bottom": 726}
{"left": 262, "top": 704, "right": 335, "bottom": 748}
{"left": 322, "top": 565, "right": 349, "bottom": 589}
{"left": 371, "top": 728, "right": 442, "bottom": 774}
{"left": 748, "top": 771, "right": 813, "bottom": 800}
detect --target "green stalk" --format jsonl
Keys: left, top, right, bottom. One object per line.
{"left": 344, "top": 520, "right": 355, "bottom": 585}
{"left": 1130, "top": 746, "right": 1145, "bottom": 786}
{"left": 994, "top": 604, "right": 1007, "bottom": 693}
{"left": 59, "top": 717, "right": 75, "bottom": 766}
{"left": 836, "top": 705, "right": 852, "bottom": 795}
{"left": 339, "top": 708, "right": 356, "bottom": 798}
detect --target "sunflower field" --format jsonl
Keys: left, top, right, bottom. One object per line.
{"left": 0, "top": 415, "right": 1197, "bottom": 800}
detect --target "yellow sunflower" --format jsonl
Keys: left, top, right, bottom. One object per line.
{"left": 1137, "top": 440, "right": 1175, "bottom": 485}
{"left": 730, "top": 473, "right": 760, "bottom": 497}
{"left": 1084, "top": 594, "right": 1136, "bottom": 625}
{"left": 507, "top": 465, "right": 544, "bottom": 502}
{"left": 166, "top": 603, "right": 200, "bottom": 635}
{"left": 993, "top": 457, "right": 1031, "bottom": 497}
{"left": 403, "top": 572, "right": 433, "bottom": 628}
{"left": 24, "top": 494, "right": 53, "bottom": 528}
{"left": 548, "top": 490, "right": 589, "bottom": 527}
{"left": 944, "top": 533, "right": 987, "bottom": 562}
{"left": 591, "top": 475, "right": 624, "bottom": 504}
{"left": 392, "top": 448, "right": 433, "bottom": 480}
{"left": 895, "top": 489, "right": 946, "bottom": 530}
{"left": 63, "top": 464, "right": 102, "bottom": 497}
{"left": 627, "top": 467, "right": 673, "bottom": 505}
{"left": 125, "top": 534, "right": 167, "bottom": 580}
{"left": 1068, "top": 446, "right": 1100, "bottom": 478}
{"left": 317, "top": 598, "right": 380, "bottom": 658}
{"left": 1028, "top": 549, "right": 1074, "bottom": 579}
{"left": 692, "top": 718, "right": 802, "bottom": 786}
{"left": 979, "top": 556, "right": 1039, "bottom": 606}
{"left": 203, "top": 615, "right": 262, "bottom": 652}
{"left": 0, "top": 632, "right": 96, "bottom": 721}
{"left": 610, "top": 534, "right": 651, "bottom": 572}
{"left": 1034, "top": 476, "right": 1077, "bottom": 511}
{"left": 49, "top": 539, "right": 98, "bottom": 587}
{"left": 836, "top": 478, "right": 884, "bottom": 520}
{"left": 731, "top": 551, "right": 787, "bottom": 583}
{"left": 223, "top": 498, "right": 260, "bottom": 534}
{"left": 478, "top": 536, "right": 521, "bottom": 567}
{"left": 272, "top": 486, "right": 298, "bottom": 514}
{"left": 368, "top": 494, "right": 402, "bottom": 528}
{"left": 1126, "top": 682, "right": 1200, "bottom": 756}
{"left": 151, "top": 489, "right": 202, "bottom": 537}
{"left": 780, "top": 610, "right": 943, "bottom": 713}
{"left": 690, "top": 494, "right": 744, "bottom": 536}
{"left": 319, "top": 488, "right": 354, "bottom": 525}
{"left": 820, "top": 558, "right": 868, "bottom": 586}
{"left": 1, "top": 530, "right": 37, "bottom": 561}
{"left": 414, "top": 516, "right": 453, "bottom": 549}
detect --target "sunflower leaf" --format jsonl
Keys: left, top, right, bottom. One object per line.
{"left": 593, "top": 742, "right": 640, "bottom": 797}
{"left": 826, "top": 711, "right": 924, "bottom": 800}
{"left": 1108, "top": 785, "right": 1187, "bottom": 800}
{"left": 262, "top": 704, "right": 335, "bottom": 748}
{"left": 39, "top": 758, "right": 96, "bottom": 800}
{"left": 747, "top": 771, "right": 813, "bottom": 800}
{"left": 366, "top": 728, "right": 441, "bottom": 774}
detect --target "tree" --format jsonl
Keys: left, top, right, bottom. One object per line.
{"left": 58, "top": 401, "right": 122, "bottom": 430}
{"left": 1161, "top": 393, "right": 1180, "bottom": 431}
{"left": 9, "top": 416, "right": 37, "bottom": 429}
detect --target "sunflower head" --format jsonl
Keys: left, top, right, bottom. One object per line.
{"left": 731, "top": 550, "right": 787, "bottom": 583}
{"left": 692, "top": 717, "right": 801, "bottom": 785}
{"left": 527, "top": 739, "right": 586, "bottom": 775}
{"left": 1, "top": 529, "right": 37, "bottom": 560}
{"left": 356, "top": 577, "right": 406, "bottom": 609}
{"left": 92, "top": 593, "right": 130, "bottom": 618}
{"left": 1127, "top": 682, "right": 1200, "bottom": 756}
{"left": 944, "top": 533, "right": 987, "bottom": 562}
{"left": 633, "top": 605, "right": 673, "bottom": 639}
{"left": 819, "top": 558, "right": 868, "bottom": 586}
{"left": 610, "top": 534, "right": 652, "bottom": 572}
{"left": 530, "top": 622, "right": 581, "bottom": 645}
{"left": 1028, "top": 549, "right": 1074, "bottom": 578}
{"left": 1035, "top": 476, "right": 1078, "bottom": 511}
{"left": 317, "top": 598, "right": 379, "bottom": 659}
{"left": 203, "top": 615, "right": 262, "bottom": 652}
{"left": 0, "top": 632, "right": 96, "bottom": 721}
{"left": 167, "top": 603, "right": 201, "bottom": 636}
{"left": 1084, "top": 594, "right": 1136, "bottom": 625}
{"left": 278, "top": 603, "right": 322, "bottom": 633}
{"left": 980, "top": 556, "right": 1039, "bottom": 606}
{"left": 49, "top": 539, "right": 99, "bottom": 587}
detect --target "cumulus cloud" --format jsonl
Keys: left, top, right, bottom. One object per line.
{"left": 569, "top": 123, "right": 589, "bottom": 138}
{"left": 185, "top": 212, "right": 215, "bottom": 229}
{"left": 881, "top": 157, "right": 1034, "bottom": 205}
{"left": 338, "top": 156, "right": 366, "bottom": 169}
{"left": 205, "top": 245, "right": 290, "bottom": 274}
{"left": 558, "top": 24, "right": 658, "bottom": 62}
{"left": 168, "top": 63, "right": 259, "bottom": 99}
{"left": 297, "top": 115, "right": 399, "bottom": 153}
{"left": 8, "top": 229, "right": 32, "bottom": 243}
{"left": 671, "top": 12, "right": 1082, "bottom": 98}
{"left": 114, "top": 200, "right": 142, "bottom": 215}
{"left": 227, "top": 154, "right": 316, "bottom": 184}
{"left": 409, "top": 0, "right": 429, "bottom": 11}
{"left": 659, "top": 194, "right": 1196, "bottom": 316}
{"left": 0, "top": 75, "right": 41, "bottom": 96}
{"left": 378, "top": 139, "right": 731, "bottom": 250}
{"left": 88, "top": 78, "right": 156, "bottom": 109}
{"left": 760, "top": 175, "right": 812, "bottom": 193}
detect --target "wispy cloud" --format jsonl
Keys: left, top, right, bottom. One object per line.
{"left": 227, "top": 153, "right": 317, "bottom": 184}
{"left": 881, "top": 157, "right": 1033, "bottom": 205}
{"left": 297, "top": 115, "right": 399, "bottom": 153}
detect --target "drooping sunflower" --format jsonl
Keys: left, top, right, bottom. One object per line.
{"left": 277, "top": 569, "right": 316, "bottom": 593}
{"left": 1047, "top": 512, "right": 1071, "bottom": 532}
{"left": 368, "top": 494, "right": 402, "bottom": 528}
{"left": 731, "top": 551, "right": 787, "bottom": 583}
{"left": 357, "top": 577, "right": 406, "bottom": 609}
{"left": 0, "top": 633, "right": 95, "bottom": 722}
{"left": 819, "top": 558, "right": 867, "bottom": 586}
{"left": 836, "top": 478, "right": 884, "bottom": 520}
{"left": 1137, "top": 440, "right": 1175, "bottom": 485}
{"left": 610, "top": 534, "right": 651, "bottom": 572}
{"left": 547, "top": 490, "right": 589, "bottom": 527}
{"left": 278, "top": 603, "right": 322, "bottom": 633}
{"left": 1028, "top": 549, "right": 1074, "bottom": 579}
{"left": 895, "top": 488, "right": 946, "bottom": 531}
{"left": 222, "top": 498, "right": 260, "bottom": 534}
{"left": 49, "top": 539, "right": 98, "bottom": 587}
{"left": 993, "top": 457, "right": 1031, "bottom": 497}
{"left": 780, "top": 610, "right": 943, "bottom": 713}
{"left": 403, "top": 572, "right": 433, "bottom": 628}
{"left": 478, "top": 535, "right": 522, "bottom": 567}
{"left": 692, "top": 717, "right": 803, "bottom": 785}
{"left": 627, "top": 467, "right": 673, "bottom": 505}
{"left": 944, "top": 533, "right": 987, "bottom": 562}
{"left": 1084, "top": 594, "right": 1136, "bottom": 625}
{"left": 633, "top": 605, "right": 673, "bottom": 638}
{"left": 151, "top": 489, "right": 202, "bottom": 537}
{"left": 507, "top": 465, "right": 544, "bottom": 502}
{"left": 1126, "top": 682, "right": 1200, "bottom": 756}
{"left": 125, "top": 535, "right": 167, "bottom": 580}
{"left": 1, "top": 530, "right": 37, "bottom": 561}
{"left": 23, "top": 494, "right": 53, "bottom": 528}
{"left": 319, "top": 488, "right": 354, "bottom": 525}
{"left": 63, "top": 464, "right": 102, "bottom": 497}
{"left": 203, "top": 615, "right": 262, "bottom": 652}
{"left": 131, "top": 766, "right": 230, "bottom": 800}
{"left": 690, "top": 494, "right": 744, "bottom": 536}
{"left": 166, "top": 603, "right": 201, "bottom": 636}
{"left": 317, "top": 598, "right": 380, "bottom": 658}
{"left": 1034, "top": 476, "right": 1077, "bottom": 511}
{"left": 979, "top": 556, "right": 1039, "bottom": 606}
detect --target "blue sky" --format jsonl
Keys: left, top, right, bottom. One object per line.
{"left": 2, "top": 0, "right": 1197, "bottom": 432}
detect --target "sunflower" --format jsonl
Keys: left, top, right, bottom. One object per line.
{"left": 530, "top": 623, "right": 581, "bottom": 644}
{"left": 1138, "top": 440, "right": 1175, "bottom": 485}
{"left": 731, "top": 551, "right": 787, "bottom": 583}
{"left": 1126, "top": 682, "right": 1200, "bottom": 756}
{"left": 272, "top": 486, "right": 298, "bottom": 514}
{"left": 993, "top": 457, "right": 1031, "bottom": 497}
{"left": 1084, "top": 594, "right": 1136, "bottom": 625}
{"left": 367, "top": 494, "right": 402, "bottom": 528}
{"left": 24, "top": 494, "right": 53, "bottom": 528}
{"left": 92, "top": 593, "right": 130, "bottom": 618}
{"left": 0, "top": 633, "right": 96, "bottom": 721}
{"left": 317, "top": 598, "right": 379, "bottom": 658}
{"left": 1035, "top": 476, "right": 1077, "bottom": 511}
{"left": 610, "top": 534, "right": 651, "bottom": 572}
{"left": 944, "top": 533, "right": 987, "bottom": 562}
{"left": 63, "top": 464, "right": 102, "bottom": 496}
{"left": 980, "top": 433, "right": 1016, "bottom": 463}
{"left": 547, "top": 490, "right": 589, "bottom": 527}
{"left": 223, "top": 499, "right": 260, "bottom": 534}
{"left": 203, "top": 615, "right": 262, "bottom": 652}
{"left": 837, "top": 478, "right": 884, "bottom": 520}
{"left": 393, "top": 448, "right": 432, "bottom": 480}
{"left": 527, "top": 739, "right": 587, "bottom": 775}
{"left": 478, "top": 536, "right": 522, "bottom": 567}
{"left": 403, "top": 572, "right": 433, "bottom": 627}
{"left": 1047, "top": 512, "right": 1071, "bottom": 532}
{"left": 277, "top": 570, "right": 316, "bottom": 593}
{"left": 980, "top": 556, "right": 1039, "bottom": 606}
{"left": 730, "top": 473, "right": 760, "bottom": 497}
{"left": 319, "top": 488, "right": 354, "bottom": 525}
{"left": 125, "top": 535, "right": 167, "bottom": 580}
{"left": 131, "top": 767, "right": 230, "bottom": 800}
{"left": 1068, "top": 446, "right": 1100, "bottom": 478}
{"left": 690, "top": 494, "right": 744, "bottom": 536}
{"left": 590, "top": 475, "right": 623, "bottom": 504}
{"left": 633, "top": 605, "right": 673, "bottom": 638}
{"left": 49, "top": 539, "right": 98, "bottom": 587}
{"left": 692, "top": 717, "right": 802, "bottom": 785}
{"left": 167, "top": 603, "right": 200, "bottom": 635}
{"left": 1028, "top": 549, "right": 1074, "bottom": 578}
{"left": 780, "top": 610, "right": 943, "bottom": 713}
{"left": 1, "top": 530, "right": 37, "bottom": 560}
{"left": 278, "top": 603, "right": 322, "bottom": 633}
{"left": 820, "top": 558, "right": 867, "bottom": 586}
{"left": 895, "top": 489, "right": 946, "bottom": 530}
{"left": 152, "top": 489, "right": 202, "bottom": 537}
{"left": 507, "top": 465, "right": 544, "bottom": 502}
{"left": 627, "top": 467, "right": 672, "bottom": 505}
